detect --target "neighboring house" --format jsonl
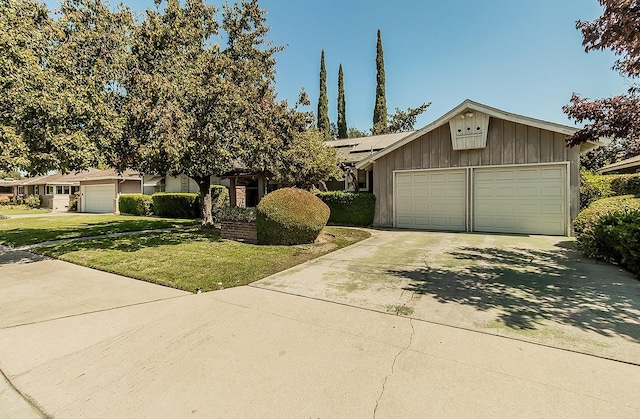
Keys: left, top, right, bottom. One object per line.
{"left": 599, "top": 155, "right": 640, "bottom": 174}
{"left": 355, "top": 99, "right": 600, "bottom": 236}
{"left": 5, "top": 169, "right": 142, "bottom": 213}
{"left": 74, "top": 169, "right": 141, "bottom": 213}
{"left": 6, "top": 173, "right": 81, "bottom": 211}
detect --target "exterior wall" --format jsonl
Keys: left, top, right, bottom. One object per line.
{"left": 120, "top": 179, "right": 142, "bottom": 194}
{"left": 373, "top": 117, "right": 580, "bottom": 227}
{"left": 165, "top": 175, "right": 199, "bottom": 193}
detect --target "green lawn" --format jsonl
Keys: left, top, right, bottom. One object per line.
{"left": 0, "top": 215, "right": 198, "bottom": 246}
{"left": 35, "top": 227, "right": 371, "bottom": 292}
{"left": 0, "top": 205, "right": 51, "bottom": 216}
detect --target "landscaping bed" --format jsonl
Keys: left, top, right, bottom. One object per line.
{"left": 34, "top": 227, "right": 371, "bottom": 292}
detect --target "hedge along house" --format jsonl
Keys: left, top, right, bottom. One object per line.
{"left": 356, "top": 100, "right": 600, "bottom": 236}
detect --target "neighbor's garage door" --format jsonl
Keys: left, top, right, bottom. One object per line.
{"left": 83, "top": 184, "right": 116, "bottom": 213}
{"left": 473, "top": 165, "right": 566, "bottom": 235}
{"left": 395, "top": 170, "right": 466, "bottom": 231}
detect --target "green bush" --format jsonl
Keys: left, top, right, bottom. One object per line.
{"left": 257, "top": 188, "right": 330, "bottom": 245}
{"left": 69, "top": 198, "right": 78, "bottom": 211}
{"left": 314, "top": 191, "right": 376, "bottom": 226}
{"left": 609, "top": 173, "right": 640, "bottom": 196}
{"left": 211, "top": 185, "right": 230, "bottom": 217}
{"left": 0, "top": 197, "right": 11, "bottom": 206}
{"left": 573, "top": 195, "right": 640, "bottom": 258}
{"left": 580, "top": 169, "right": 614, "bottom": 210}
{"left": 119, "top": 194, "right": 153, "bottom": 216}
{"left": 152, "top": 193, "right": 199, "bottom": 218}
{"left": 591, "top": 212, "right": 640, "bottom": 276}
{"left": 218, "top": 206, "right": 256, "bottom": 223}
{"left": 24, "top": 194, "right": 41, "bottom": 209}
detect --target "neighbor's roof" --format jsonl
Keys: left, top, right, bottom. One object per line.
{"left": 8, "top": 169, "right": 141, "bottom": 186}
{"left": 599, "top": 154, "right": 640, "bottom": 174}
{"left": 329, "top": 131, "right": 415, "bottom": 164}
{"left": 356, "top": 99, "right": 601, "bottom": 170}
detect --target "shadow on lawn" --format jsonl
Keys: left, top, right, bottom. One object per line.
{"left": 35, "top": 230, "right": 221, "bottom": 256}
{"left": 388, "top": 244, "right": 640, "bottom": 343}
{"left": 0, "top": 219, "right": 197, "bottom": 247}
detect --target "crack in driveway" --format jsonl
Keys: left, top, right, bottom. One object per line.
{"left": 373, "top": 318, "right": 415, "bottom": 419}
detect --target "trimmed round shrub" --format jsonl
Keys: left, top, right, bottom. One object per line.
{"left": 314, "top": 191, "right": 375, "bottom": 226}
{"left": 573, "top": 195, "right": 640, "bottom": 257}
{"left": 152, "top": 193, "right": 199, "bottom": 218}
{"left": 257, "top": 188, "right": 330, "bottom": 245}
{"left": 119, "top": 194, "right": 153, "bottom": 216}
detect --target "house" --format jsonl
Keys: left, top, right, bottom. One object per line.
{"left": 74, "top": 169, "right": 141, "bottom": 213}
{"left": 599, "top": 155, "right": 640, "bottom": 174}
{"left": 355, "top": 99, "right": 600, "bottom": 236}
{"left": 5, "top": 173, "right": 81, "bottom": 211}
{"left": 5, "top": 169, "right": 142, "bottom": 213}
{"left": 328, "top": 132, "right": 414, "bottom": 192}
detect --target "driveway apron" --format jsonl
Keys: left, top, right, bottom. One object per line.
{"left": 254, "top": 230, "right": 640, "bottom": 365}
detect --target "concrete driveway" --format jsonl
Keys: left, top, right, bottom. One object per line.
{"left": 256, "top": 230, "right": 640, "bottom": 365}
{"left": 1, "top": 237, "right": 639, "bottom": 418}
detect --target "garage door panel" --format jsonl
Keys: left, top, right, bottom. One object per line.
{"left": 395, "top": 169, "right": 466, "bottom": 231}
{"left": 83, "top": 184, "right": 115, "bottom": 213}
{"left": 473, "top": 165, "right": 566, "bottom": 236}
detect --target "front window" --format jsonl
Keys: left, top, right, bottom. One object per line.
{"left": 46, "top": 186, "right": 54, "bottom": 195}
{"left": 34, "top": 185, "right": 39, "bottom": 195}
{"left": 54, "top": 186, "right": 71, "bottom": 195}
{"left": 18, "top": 186, "right": 24, "bottom": 195}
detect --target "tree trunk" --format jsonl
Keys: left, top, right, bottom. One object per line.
{"left": 194, "top": 175, "right": 213, "bottom": 227}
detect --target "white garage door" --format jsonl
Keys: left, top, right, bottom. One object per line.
{"left": 83, "top": 184, "right": 116, "bottom": 213}
{"left": 395, "top": 170, "right": 466, "bottom": 231}
{"left": 473, "top": 165, "right": 567, "bottom": 235}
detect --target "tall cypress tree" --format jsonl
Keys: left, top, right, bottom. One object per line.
{"left": 337, "top": 64, "right": 347, "bottom": 139}
{"left": 372, "top": 29, "right": 388, "bottom": 135}
{"left": 317, "top": 49, "right": 330, "bottom": 140}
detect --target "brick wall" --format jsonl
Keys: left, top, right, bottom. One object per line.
{"left": 221, "top": 221, "right": 257, "bottom": 244}
{"left": 236, "top": 186, "right": 246, "bottom": 208}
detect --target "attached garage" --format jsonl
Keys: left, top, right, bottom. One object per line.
{"left": 358, "top": 100, "right": 599, "bottom": 236}
{"left": 81, "top": 184, "right": 116, "bottom": 213}
{"left": 395, "top": 169, "right": 466, "bottom": 231}
{"left": 473, "top": 165, "right": 567, "bottom": 235}
{"left": 77, "top": 170, "right": 142, "bottom": 214}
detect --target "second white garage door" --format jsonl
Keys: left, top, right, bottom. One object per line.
{"left": 473, "top": 165, "right": 567, "bottom": 235}
{"left": 395, "top": 170, "right": 466, "bottom": 231}
{"left": 83, "top": 184, "right": 116, "bottom": 213}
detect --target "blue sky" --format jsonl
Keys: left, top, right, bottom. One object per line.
{"left": 65, "top": 0, "right": 626, "bottom": 132}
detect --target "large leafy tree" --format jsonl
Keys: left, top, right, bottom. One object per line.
{"left": 564, "top": 0, "right": 640, "bottom": 155}
{"left": 317, "top": 50, "right": 330, "bottom": 140}
{"left": 120, "top": 0, "right": 285, "bottom": 226}
{"left": 337, "top": 64, "right": 347, "bottom": 139}
{"left": 372, "top": 29, "right": 388, "bottom": 135}
{"left": 0, "top": 0, "right": 131, "bottom": 175}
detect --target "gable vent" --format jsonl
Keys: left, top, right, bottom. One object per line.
{"left": 448, "top": 110, "right": 490, "bottom": 150}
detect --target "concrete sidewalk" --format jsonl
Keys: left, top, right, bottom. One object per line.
{"left": 1, "top": 286, "right": 639, "bottom": 417}
{"left": 1, "top": 242, "right": 639, "bottom": 417}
